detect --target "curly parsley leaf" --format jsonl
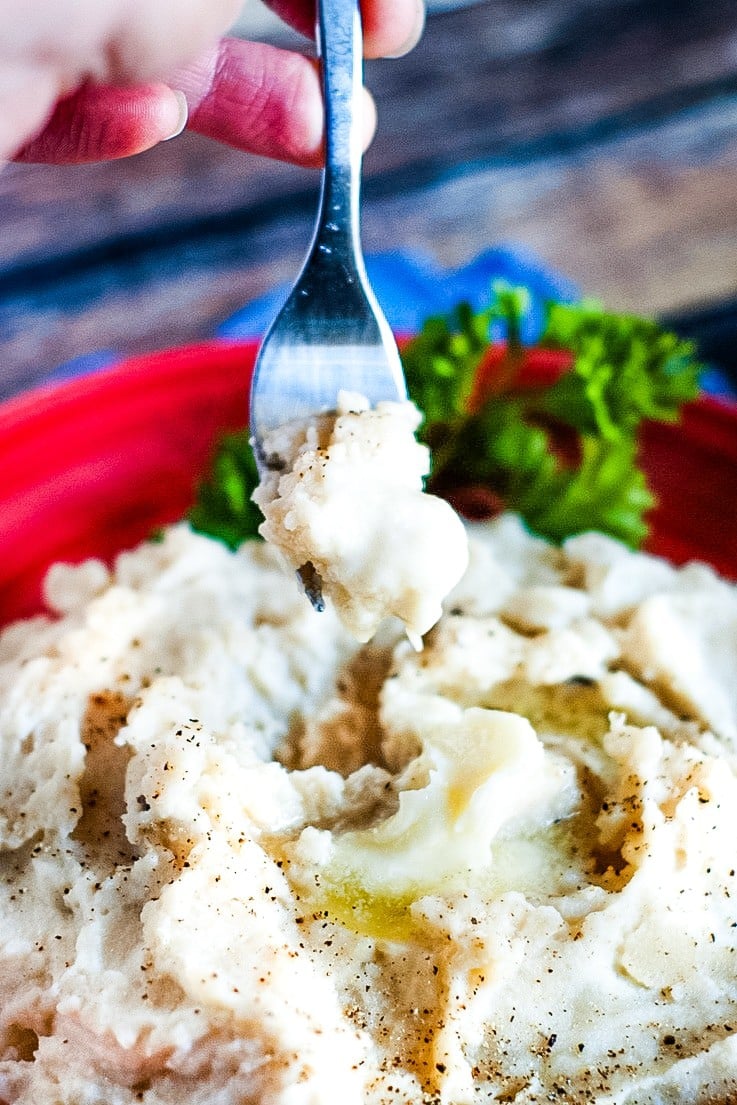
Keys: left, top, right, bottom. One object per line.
{"left": 407, "top": 285, "right": 702, "bottom": 549}
{"left": 401, "top": 282, "right": 530, "bottom": 429}
{"left": 188, "top": 429, "right": 262, "bottom": 548}
{"left": 510, "top": 430, "right": 653, "bottom": 547}
{"left": 539, "top": 301, "right": 703, "bottom": 441}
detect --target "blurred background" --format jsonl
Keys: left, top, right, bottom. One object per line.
{"left": 1, "top": 0, "right": 737, "bottom": 398}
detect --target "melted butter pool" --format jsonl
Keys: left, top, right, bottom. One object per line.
{"left": 284, "top": 679, "right": 626, "bottom": 944}
{"left": 312, "top": 805, "right": 604, "bottom": 944}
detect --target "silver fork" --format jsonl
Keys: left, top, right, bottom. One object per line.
{"left": 249, "top": 0, "right": 407, "bottom": 609}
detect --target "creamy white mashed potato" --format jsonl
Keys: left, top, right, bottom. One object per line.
{"left": 1, "top": 518, "right": 737, "bottom": 1104}
{"left": 252, "top": 392, "right": 469, "bottom": 646}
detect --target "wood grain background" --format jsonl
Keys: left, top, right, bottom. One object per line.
{"left": 1, "top": 0, "right": 737, "bottom": 398}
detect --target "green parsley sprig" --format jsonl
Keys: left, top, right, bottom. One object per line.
{"left": 189, "top": 284, "right": 702, "bottom": 550}
{"left": 188, "top": 428, "right": 263, "bottom": 550}
{"left": 403, "top": 282, "right": 701, "bottom": 547}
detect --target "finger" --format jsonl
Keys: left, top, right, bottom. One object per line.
{"left": 0, "top": 63, "right": 61, "bottom": 161}
{"left": 262, "top": 0, "right": 425, "bottom": 59}
{"left": 361, "top": 0, "right": 425, "bottom": 58}
{"left": 170, "top": 38, "right": 376, "bottom": 167}
{"left": 13, "top": 82, "right": 188, "bottom": 164}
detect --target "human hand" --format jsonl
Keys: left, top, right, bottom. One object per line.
{"left": 6, "top": 0, "right": 425, "bottom": 167}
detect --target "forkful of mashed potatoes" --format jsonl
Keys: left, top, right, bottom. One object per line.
{"left": 249, "top": 0, "right": 468, "bottom": 646}
{"left": 253, "top": 392, "right": 468, "bottom": 648}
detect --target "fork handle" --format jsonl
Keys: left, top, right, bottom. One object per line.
{"left": 315, "top": 0, "right": 363, "bottom": 258}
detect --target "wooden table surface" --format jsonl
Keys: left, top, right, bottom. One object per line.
{"left": 2, "top": 0, "right": 737, "bottom": 399}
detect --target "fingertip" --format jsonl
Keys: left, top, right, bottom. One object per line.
{"left": 363, "top": 0, "right": 426, "bottom": 59}
{"left": 283, "top": 56, "right": 326, "bottom": 166}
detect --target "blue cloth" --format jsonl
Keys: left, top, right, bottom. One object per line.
{"left": 45, "top": 349, "right": 118, "bottom": 384}
{"left": 700, "top": 365, "right": 735, "bottom": 397}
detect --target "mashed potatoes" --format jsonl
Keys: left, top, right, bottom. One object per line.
{"left": 252, "top": 392, "right": 468, "bottom": 646}
{"left": 1, "top": 517, "right": 737, "bottom": 1104}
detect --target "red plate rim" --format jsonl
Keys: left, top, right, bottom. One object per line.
{"left": 1, "top": 337, "right": 735, "bottom": 626}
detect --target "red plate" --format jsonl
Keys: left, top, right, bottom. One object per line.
{"left": 0, "top": 339, "right": 735, "bottom": 626}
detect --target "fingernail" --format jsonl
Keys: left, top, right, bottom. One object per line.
{"left": 164, "top": 89, "right": 189, "bottom": 140}
{"left": 385, "top": 0, "right": 425, "bottom": 58}
{"left": 360, "top": 88, "right": 378, "bottom": 151}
